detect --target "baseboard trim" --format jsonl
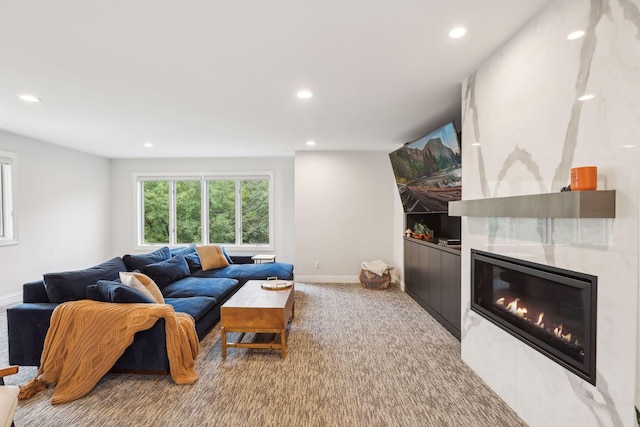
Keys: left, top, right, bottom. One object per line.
{"left": 0, "top": 292, "right": 22, "bottom": 308}
{"left": 295, "top": 275, "right": 359, "bottom": 284}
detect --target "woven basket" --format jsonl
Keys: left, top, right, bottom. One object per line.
{"left": 359, "top": 269, "right": 391, "bottom": 290}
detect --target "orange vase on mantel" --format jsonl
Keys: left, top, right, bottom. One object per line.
{"left": 570, "top": 166, "right": 597, "bottom": 191}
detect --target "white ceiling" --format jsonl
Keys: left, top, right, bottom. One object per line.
{"left": 0, "top": 0, "right": 550, "bottom": 158}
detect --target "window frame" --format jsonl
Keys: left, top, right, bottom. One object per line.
{"left": 135, "top": 171, "right": 273, "bottom": 251}
{"left": 0, "top": 151, "right": 17, "bottom": 247}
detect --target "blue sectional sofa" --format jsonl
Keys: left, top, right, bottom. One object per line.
{"left": 7, "top": 246, "right": 294, "bottom": 373}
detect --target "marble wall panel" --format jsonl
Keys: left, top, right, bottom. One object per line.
{"left": 460, "top": 0, "right": 640, "bottom": 426}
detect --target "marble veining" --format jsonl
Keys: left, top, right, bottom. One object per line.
{"left": 462, "top": 72, "right": 490, "bottom": 199}
{"left": 619, "top": 0, "right": 640, "bottom": 40}
{"left": 567, "top": 372, "right": 623, "bottom": 427}
{"left": 551, "top": 0, "right": 606, "bottom": 191}
{"left": 460, "top": 302, "right": 480, "bottom": 341}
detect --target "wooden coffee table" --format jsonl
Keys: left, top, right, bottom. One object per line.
{"left": 220, "top": 280, "right": 294, "bottom": 358}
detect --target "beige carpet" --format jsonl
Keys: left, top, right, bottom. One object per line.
{"left": 1, "top": 283, "right": 527, "bottom": 426}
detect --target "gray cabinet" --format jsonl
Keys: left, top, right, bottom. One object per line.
{"left": 404, "top": 237, "right": 461, "bottom": 339}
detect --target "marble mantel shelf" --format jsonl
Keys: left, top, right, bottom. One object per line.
{"left": 448, "top": 190, "right": 616, "bottom": 218}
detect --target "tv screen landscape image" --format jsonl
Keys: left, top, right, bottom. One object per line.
{"left": 389, "top": 121, "right": 461, "bottom": 213}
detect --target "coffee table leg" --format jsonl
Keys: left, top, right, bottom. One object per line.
{"left": 281, "top": 329, "right": 286, "bottom": 359}
{"left": 221, "top": 326, "right": 227, "bottom": 358}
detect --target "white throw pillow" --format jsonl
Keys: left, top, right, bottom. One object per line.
{"left": 119, "top": 272, "right": 165, "bottom": 304}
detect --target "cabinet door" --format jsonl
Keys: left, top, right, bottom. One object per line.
{"left": 404, "top": 240, "right": 414, "bottom": 292}
{"left": 426, "top": 246, "right": 442, "bottom": 311}
{"left": 441, "top": 252, "right": 461, "bottom": 331}
{"left": 404, "top": 240, "right": 421, "bottom": 297}
{"left": 417, "top": 244, "right": 430, "bottom": 303}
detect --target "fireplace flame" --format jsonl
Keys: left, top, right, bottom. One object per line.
{"left": 553, "top": 325, "right": 573, "bottom": 342}
{"left": 494, "top": 298, "right": 580, "bottom": 346}
{"left": 504, "top": 298, "right": 528, "bottom": 317}
{"left": 536, "top": 312, "right": 544, "bottom": 328}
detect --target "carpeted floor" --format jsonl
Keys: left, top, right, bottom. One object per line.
{"left": 1, "top": 283, "right": 527, "bottom": 426}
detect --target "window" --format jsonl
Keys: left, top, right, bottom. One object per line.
{"left": 137, "top": 173, "right": 272, "bottom": 249}
{"left": 0, "top": 151, "right": 17, "bottom": 246}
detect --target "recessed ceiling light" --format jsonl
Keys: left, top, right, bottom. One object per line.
{"left": 622, "top": 144, "right": 636, "bottom": 149}
{"left": 17, "top": 94, "right": 41, "bottom": 103}
{"left": 449, "top": 27, "right": 466, "bottom": 39}
{"left": 578, "top": 94, "right": 595, "bottom": 101}
{"left": 567, "top": 30, "right": 585, "bottom": 40}
{"left": 143, "top": 142, "right": 153, "bottom": 148}
{"left": 472, "top": 142, "right": 481, "bottom": 146}
{"left": 305, "top": 140, "right": 316, "bottom": 146}
{"left": 297, "top": 90, "right": 313, "bottom": 99}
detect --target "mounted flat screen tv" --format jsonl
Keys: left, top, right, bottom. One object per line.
{"left": 389, "top": 121, "right": 461, "bottom": 213}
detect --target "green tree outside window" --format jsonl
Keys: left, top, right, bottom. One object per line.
{"left": 208, "top": 180, "right": 235, "bottom": 244}
{"left": 176, "top": 180, "right": 202, "bottom": 244}
{"left": 139, "top": 175, "right": 270, "bottom": 246}
{"left": 143, "top": 181, "right": 170, "bottom": 244}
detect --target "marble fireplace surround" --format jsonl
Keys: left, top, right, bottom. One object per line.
{"left": 469, "top": 248, "right": 598, "bottom": 385}
{"left": 457, "top": 0, "right": 639, "bottom": 426}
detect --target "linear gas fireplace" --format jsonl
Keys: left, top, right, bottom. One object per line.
{"left": 471, "top": 250, "right": 597, "bottom": 385}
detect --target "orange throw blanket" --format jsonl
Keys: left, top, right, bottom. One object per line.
{"left": 19, "top": 300, "right": 199, "bottom": 404}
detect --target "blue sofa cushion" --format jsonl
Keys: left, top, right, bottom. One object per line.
{"left": 43, "top": 257, "right": 127, "bottom": 303}
{"left": 142, "top": 255, "right": 190, "bottom": 289}
{"left": 162, "top": 277, "right": 239, "bottom": 301}
{"left": 87, "top": 280, "right": 154, "bottom": 303}
{"left": 165, "top": 297, "right": 218, "bottom": 323}
{"left": 123, "top": 247, "right": 171, "bottom": 272}
{"left": 192, "top": 262, "right": 294, "bottom": 282}
{"left": 170, "top": 244, "right": 196, "bottom": 257}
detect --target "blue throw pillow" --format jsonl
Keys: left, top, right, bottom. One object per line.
{"left": 184, "top": 252, "right": 202, "bottom": 273}
{"left": 221, "top": 246, "right": 233, "bottom": 264}
{"left": 91, "top": 280, "right": 154, "bottom": 303}
{"left": 43, "top": 257, "right": 127, "bottom": 303}
{"left": 85, "top": 284, "right": 105, "bottom": 301}
{"left": 142, "top": 254, "right": 190, "bottom": 289}
{"left": 170, "top": 244, "right": 196, "bottom": 257}
{"left": 123, "top": 247, "right": 171, "bottom": 271}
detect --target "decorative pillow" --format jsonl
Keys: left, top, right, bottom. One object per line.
{"left": 196, "top": 245, "right": 230, "bottom": 271}
{"left": 170, "top": 244, "right": 196, "bottom": 257}
{"left": 43, "top": 257, "right": 127, "bottom": 303}
{"left": 184, "top": 252, "right": 202, "bottom": 273}
{"left": 119, "top": 272, "right": 165, "bottom": 303}
{"left": 87, "top": 280, "right": 154, "bottom": 303}
{"left": 221, "top": 246, "right": 233, "bottom": 264}
{"left": 142, "top": 255, "right": 190, "bottom": 289}
{"left": 85, "top": 284, "right": 104, "bottom": 301}
{"left": 122, "top": 247, "right": 171, "bottom": 272}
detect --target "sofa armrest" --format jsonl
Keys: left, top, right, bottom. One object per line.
{"left": 23, "top": 280, "right": 50, "bottom": 303}
{"left": 8, "top": 303, "right": 57, "bottom": 366}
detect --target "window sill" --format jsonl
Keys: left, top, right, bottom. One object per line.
{"left": 0, "top": 239, "right": 18, "bottom": 247}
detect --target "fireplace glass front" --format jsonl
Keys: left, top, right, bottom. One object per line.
{"left": 471, "top": 250, "right": 597, "bottom": 385}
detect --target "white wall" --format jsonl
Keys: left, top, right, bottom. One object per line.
{"left": 460, "top": 0, "right": 640, "bottom": 426}
{"left": 294, "top": 151, "right": 397, "bottom": 282}
{"left": 391, "top": 178, "right": 405, "bottom": 289}
{"left": 0, "top": 129, "right": 111, "bottom": 303}
{"left": 109, "top": 157, "right": 295, "bottom": 263}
